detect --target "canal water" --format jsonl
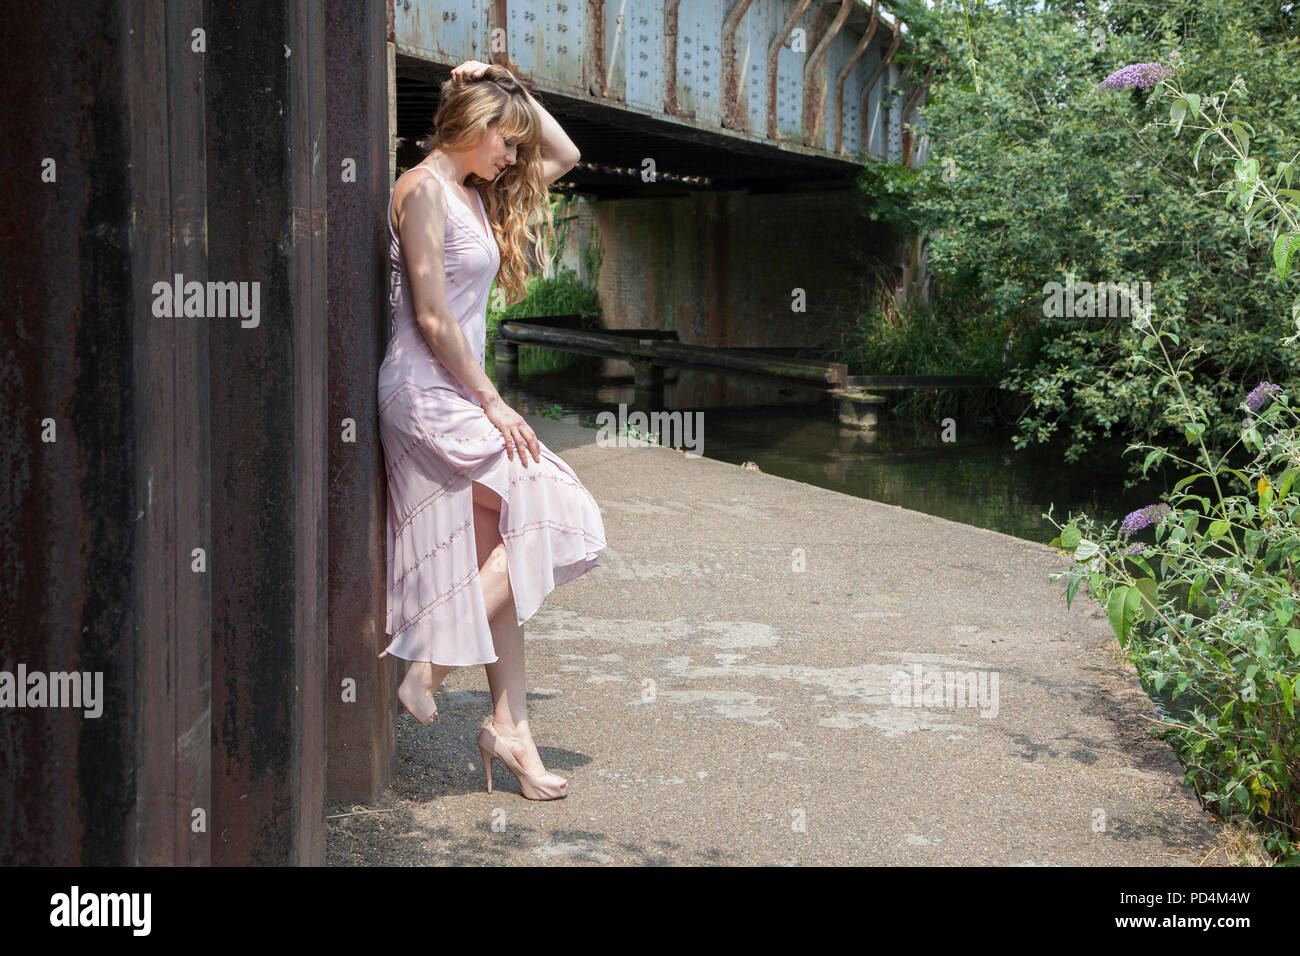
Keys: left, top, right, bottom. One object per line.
{"left": 492, "top": 351, "right": 1171, "bottom": 546}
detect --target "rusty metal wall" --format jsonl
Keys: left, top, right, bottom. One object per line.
{"left": 1, "top": 0, "right": 332, "bottom": 866}
{"left": 394, "top": 0, "right": 923, "bottom": 164}
{"left": 325, "top": 0, "right": 398, "bottom": 805}
{"left": 2, "top": 0, "right": 151, "bottom": 866}
{"left": 204, "top": 0, "right": 328, "bottom": 867}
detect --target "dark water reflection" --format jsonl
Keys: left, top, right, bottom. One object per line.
{"left": 495, "top": 358, "right": 1171, "bottom": 545}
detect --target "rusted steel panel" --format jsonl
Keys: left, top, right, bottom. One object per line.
{"left": 598, "top": 0, "right": 628, "bottom": 101}
{"left": 900, "top": 66, "right": 932, "bottom": 167}
{"left": 0, "top": 0, "right": 139, "bottom": 866}
{"left": 801, "top": 0, "right": 852, "bottom": 148}
{"left": 551, "top": 0, "right": 586, "bottom": 81}
{"left": 122, "top": 0, "right": 213, "bottom": 866}
{"left": 396, "top": 0, "right": 483, "bottom": 62}
{"left": 720, "top": 0, "right": 755, "bottom": 130}
{"left": 765, "top": 0, "right": 812, "bottom": 141}
{"left": 624, "top": 0, "right": 665, "bottom": 113}
{"left": 0, "top": 0, "right": 214, "bottom": 868}
{"left": 833, "top": 1, "right": 877, "bottom": 154}
{"left": 672, "top": 0, "right": 722, "bottom": 123}
{"left": 324, "top": 0, "right": 395, "bottom": 804}
{"left": 205, "top": 0, "right": 328, "bottom": 866}
{"left": 584, "top": 0, "right": 607, "bottom": 96}
{"left": 393, "top": 0, "right": 924, "bottom": 165}
{"left": 861, "top": 27, "right": 899, "bottom": 157}
{"left": 663, "top": 0, "right": 681, "bottom": 115}
{"left": 501, "top": 0, "right": 584, "bottom": 81}
{"left": 885, "top": 59, "right": 903, "bottom": 161}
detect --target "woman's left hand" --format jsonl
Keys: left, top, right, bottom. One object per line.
{"left": 451, "top": 60, "right": 491, "bottom": 81}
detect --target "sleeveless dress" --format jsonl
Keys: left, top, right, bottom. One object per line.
{"left": 378, "top": 165, "right": 607, "bottom": 666}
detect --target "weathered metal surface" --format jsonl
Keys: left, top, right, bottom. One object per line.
{"left": 1, "top": 0, "right": 139, "bottom": 866}
{"left": 720, "top": 0, "right": 755, "bottom": 130}
{"left": 324, "top": 0, "right": 396, "bottom": 804}
{"left": 801, "top": 0, "right": 853, "bottom": 147}
{"left": 0, "top": 0, "right": 221, "bottom": 867}
{"left": 122, "top": 0, "right": 213, "bottom": 867}
{"left": 663, "top": 0, "right": 682, "bottom": 116}
{"left": 204, "top": 0, "right": 327, "bottom": 866}
{"left": 584, "top": 0, "right": 607, "bottom": 96}
{"left": 673, "top": 0, "right": 721, "bottom": 122}
{"left": 860, "top": 26, "right": 899, "bottom": 157}
{"left": 833, "top": 0, "right": 878, "bottom": 153}
{"left": 626, "top": 2, "right": 666, "bottom": 114}
{"left": 765, "top": 0, "right": 812, "bottom": 141}
{"left": 886, "top": 58, "right": 903, "bottom": 161}
{"left": 395, "top": 0, "right": 926, "bottom": 165}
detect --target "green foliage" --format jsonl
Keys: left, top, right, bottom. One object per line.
{"left": 487, "top": 197, "right": 601, "bottom": 335}
{"left": 1042, "top": 50, "right": 1300, "bottom": 861}
{"left": 483, "top": 196, "right": 604, "bottom": 375}
{"left": 1048, "top": 349, "right": 1300, "bottom": 862}
{"left": 856, "top": 162, "right": 941, "bottom": 238}
{"left": 487, "top": 265, "right": 601, "bottom": 333}
{"left": 485, "top": 264, "right": 602, "bottom": 375}
{"left": 830, "top": 273, "right": 1022, "bottom": 375}
{"left": 910, "top": 0, "right": 1300, "bottom": 471}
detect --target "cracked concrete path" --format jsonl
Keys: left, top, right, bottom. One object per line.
{"left": 327, "top": 415, "right": 1220, "bottom": 865}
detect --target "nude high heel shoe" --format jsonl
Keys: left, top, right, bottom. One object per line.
{"left": 396, "top": 661, "right": 439, "bottom": 725}
{"left": 478, "top": 724, "right": 567, "bottom": 800}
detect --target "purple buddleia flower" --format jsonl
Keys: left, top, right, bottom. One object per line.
{"left": 1245, "top": 381, "right": 1281, "bottom": 413}
{"left": 1217, "top": 591, "right": 1239, "bottom": 614}
{"left": 1099, "top": 62, "right": 1173, "bottom": 91}
{"left": 1121, "top": 543, "right": 1147, "bottom": 555}
{"left": 1120, "top": 502, "right": 1173, "bottom": 537}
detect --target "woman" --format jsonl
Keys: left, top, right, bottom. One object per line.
{"left": 377, "top": 60, "right": 606, "bottom": 801}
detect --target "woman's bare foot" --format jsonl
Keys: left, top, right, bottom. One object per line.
{"left": 397, "top": 661, "right": 453, "bottom": 724}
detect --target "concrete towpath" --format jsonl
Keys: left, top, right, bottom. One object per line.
{"left": 327, "top": 415, "right": 1221, "bottom": 865}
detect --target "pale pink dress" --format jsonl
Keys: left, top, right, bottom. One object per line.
{"left": 378, "top": 165, "right": 606, "bottom": 666}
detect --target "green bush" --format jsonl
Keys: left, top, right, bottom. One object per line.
{"left": 905, "top": 0, "right": 1300, "bottom": 471}
{"left": 1048, "top": 67, "right": 1300, "bottom": 863}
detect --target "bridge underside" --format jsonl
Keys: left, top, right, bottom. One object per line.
{"left": 396, "top": 56, "right": 864, "bottom": 197}
{"left": 395, "top": 53, "right": 908, "bottom": 410}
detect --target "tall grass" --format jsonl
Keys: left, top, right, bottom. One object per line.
{"left": 828, "top": 277, "right": 1025, "bottom": 420}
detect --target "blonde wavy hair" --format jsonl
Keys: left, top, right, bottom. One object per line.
{"left": 426, "top": 65, "right": 557, "bottom": 304}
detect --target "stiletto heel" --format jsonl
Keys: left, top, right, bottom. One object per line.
{"left": 477, "top": 724, "right": 567, "bottom": 800}
{"left": 479, "top": 738, "right": 495, "bottom": 794}
{"left": 396, "top": 662, "right": 439, "bottom": 725}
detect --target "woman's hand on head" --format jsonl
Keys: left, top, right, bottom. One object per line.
{"left": 483, "top": 395, "right": 541, "bottom": 468}
{"left": 451, "top": 60, "right": 491, "bottom": 81}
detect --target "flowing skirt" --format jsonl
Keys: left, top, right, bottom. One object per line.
{"left": 378, "top": 381, "right": 606, "bottom": 666}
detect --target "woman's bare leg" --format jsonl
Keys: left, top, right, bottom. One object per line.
{"left": 473, "top": 481, "right": 565, "bottom": 784}
{"left": 472, "top": 484, "right": 513, "bottom": 621}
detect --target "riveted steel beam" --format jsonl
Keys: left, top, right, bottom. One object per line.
{"left": 802, "top": 0, "right": 854, "bottom": 148}
{"left": 766, "top": 0, "right": 813, "bottom": 141}
{"left": 720, "top": 0, "right": 755, "bottom": 131}
{"left": 664, "top": 0, "right": 683, "bottom": 116}
{"left": 861, "top": 24, "right": 901, "bottom": 155}
{"left": 834, "top": 0, "right": 878, "bottom": 154}
{"left": 586, "top": 0, "right": 607, "bottom": 97}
